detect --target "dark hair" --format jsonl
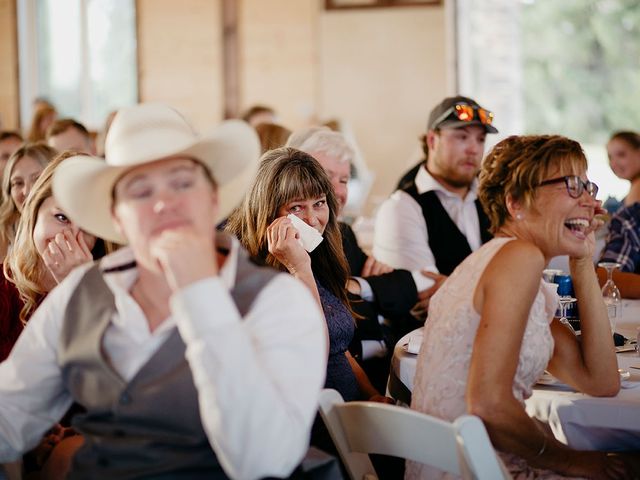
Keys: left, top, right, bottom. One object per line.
{"left": 255, "top": 123, "right": 291, "bottom": 154}
{"left": 609, "top": 131, "right": 640, "bottom": 150}
{"left": 226, "top": 147, "right": 350, "bottom": 306}
{"left": 0, "top": 131, "right": 23, "bottom": 143}
{"left": 46, "top": 118, "right": 90, "bottom": 140}
{"left": 419, "top": 128, "right": 440, "bottom": 160}
{"left": 241, "top": 105, "right": 275, "bottom": 123}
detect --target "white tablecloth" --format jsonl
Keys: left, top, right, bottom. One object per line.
{"left": 389, "top": 299, "right": 640, "bottom": 451}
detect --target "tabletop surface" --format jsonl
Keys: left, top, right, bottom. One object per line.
{"left": 389, "top": 299, "right": 640, "bottom": 451}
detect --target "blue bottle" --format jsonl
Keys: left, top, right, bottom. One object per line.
{"left": 553, "top": 273, "right": 579, "bottom": 330}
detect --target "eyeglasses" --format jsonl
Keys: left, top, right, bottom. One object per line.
{"left": 537, "top": 175, "right": 599, "bottom": 199}
{"left": 432, "top": 102, "right": 495, "bottom": 129}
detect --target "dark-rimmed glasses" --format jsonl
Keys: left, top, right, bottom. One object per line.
{"left": 537, "top": 175, "right": 599, "bottom": 199}
{"left": 432, "top": 103, "right": 495, "bottom": 129}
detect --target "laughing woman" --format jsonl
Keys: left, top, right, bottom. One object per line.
{"left": 406, "top": 135, "right": 633, "bottom": 479}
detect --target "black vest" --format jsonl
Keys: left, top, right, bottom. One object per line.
{"left": 58, "top": 240, "right": 279, "bottom": 479}
{"left": 402, "top": 181, "right": 492, "bottom": 276}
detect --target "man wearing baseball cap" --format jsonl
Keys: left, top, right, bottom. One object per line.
{"left": 0, "top": 104, "right": 327, "bottom": 479}
{"left": 373, "top": 96, "right": 498, "bottom": 315}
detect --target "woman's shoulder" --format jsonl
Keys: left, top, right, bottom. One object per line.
{"left": 483, "top": 238, "right": 546, "bottom": 280}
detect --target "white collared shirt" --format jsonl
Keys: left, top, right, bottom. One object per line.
{"left": 373, "top": 165, "right": 482, "bottom": 272}
{"left": 0, "top": 238, "right": 327, "bottom": 480}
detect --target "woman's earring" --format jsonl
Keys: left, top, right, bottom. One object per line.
{"left": 516, "top": 213, "right": 523, "bottom": 221}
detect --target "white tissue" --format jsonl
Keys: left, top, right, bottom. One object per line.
{"left": 287, "top": 214, "right": 323, "bottom": 252}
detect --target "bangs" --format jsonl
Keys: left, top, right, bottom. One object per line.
{"left": 274, "top": 163, "right": 327, "bottom": 206}
{"left": 535, "top": 152, "right": 588, "bottom": 184}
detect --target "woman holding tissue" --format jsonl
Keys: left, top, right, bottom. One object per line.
{"left": 406, "top": 135, "right": 634, "bottom": 479}
{"left": 226, "top": 147, "right": 388, "bottom": 404}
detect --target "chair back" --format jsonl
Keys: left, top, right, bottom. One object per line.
{"left": 318, "top": 389, "right": 510, "bottom": 480}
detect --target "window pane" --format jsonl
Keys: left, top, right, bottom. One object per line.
{"left": 36, "top": 0, "right": 82, "bottom": 119}
{"left": 33, "top": 0, "right": 137, "bottom": 129}
{"left": 456, "top": 0, "right": 637, "bottom": 201}
{"left": 86, "top": 0, "right": 137, "bottom": 128}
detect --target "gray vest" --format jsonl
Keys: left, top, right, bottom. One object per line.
{"left": 58, "top": 239, "right": 278, "bottom": 479}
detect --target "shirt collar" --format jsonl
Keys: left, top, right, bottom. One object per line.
{"left": 414, "top": 163, "right": 479, "bottom": 201}
{"left": 99, "top": 233, "right": 239, "bottom": 296}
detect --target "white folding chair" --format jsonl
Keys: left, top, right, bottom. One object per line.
{"left": 318, "top": 389, "right": 511, "bottom": 480}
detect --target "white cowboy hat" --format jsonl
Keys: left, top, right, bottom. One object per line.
{"left": 52, "top": 103, "right": 260, "bottom": 244}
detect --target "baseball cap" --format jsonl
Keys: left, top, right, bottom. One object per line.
{"left": 427, "top": 96, "right": 498, "bottom": 133}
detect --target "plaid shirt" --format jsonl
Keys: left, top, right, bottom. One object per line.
{"left": 600, "top": 203, "right": 640, "bottom": 273}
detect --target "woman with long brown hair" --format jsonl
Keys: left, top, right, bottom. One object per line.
{"left": 226, "top": 147, "right": 387, "bottom": 404}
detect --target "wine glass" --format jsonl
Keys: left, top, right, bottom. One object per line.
{"left": 598, "top": 261, "right": 622, "bottom": 334}
{"left": 558, "top": 296, "right": 577, "bottom": 334}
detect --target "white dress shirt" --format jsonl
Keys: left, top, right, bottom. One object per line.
{"left": 0, "top": 238, "right": 327, "bottom": 480}
{"left": 373, "top": 165, "right": 482, "bottom": 272}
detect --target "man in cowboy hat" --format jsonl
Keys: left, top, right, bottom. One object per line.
{"left": 0, "top": 104, "right": 327, "bottom": 479}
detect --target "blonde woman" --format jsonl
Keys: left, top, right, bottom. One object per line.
{"left": 0, "top": 143, "right": 57, "bottom": 259}
{"left": 4, "top": 152, "right": 109, "bottom": 323}
{"left": 2, "top": 152, "right": 110, "bottom": 477}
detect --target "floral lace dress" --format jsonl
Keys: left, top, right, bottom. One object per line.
{"left": 405, "top": 237, "right": 575, "bottom": 480}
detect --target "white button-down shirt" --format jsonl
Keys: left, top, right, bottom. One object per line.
{"left": 373, "top": 165, "right": 482, "bottom": 272}
{"left": 0, "top": 238, "right": 327, "bottom": 480}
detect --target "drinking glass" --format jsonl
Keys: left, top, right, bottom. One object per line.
{"left": 598, "top": 261, "right": 622, "bottom": 334}
{"left": 542, "top": 268, "right": 563, "bottom": 284}
{"left": 558, "top": 296, "right": 577, "bottom": 334}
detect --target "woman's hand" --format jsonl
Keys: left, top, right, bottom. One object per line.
{"left": 572, "top": 201, "right": 606, "bottom": 262}
{"left": 42, "top": 229, "right": 93, "bottom": 284}
{"left": 29, "top": 424, "right": 78, "bottom": 468}
{"left": 267, "top": 217, "right": 311, "bottom": 275}
{"left": 561, "top": 451, "right": 634, "bottom": 480}
{"left": 150, "top": 228, "right": 218, "bottom": 292}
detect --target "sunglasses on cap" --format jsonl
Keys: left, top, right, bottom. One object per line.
{"left": 432, "top": 102, "right": 495, "bottom": 129}
{"left": 537, "top": 175, "right": 599, "bottom": 199}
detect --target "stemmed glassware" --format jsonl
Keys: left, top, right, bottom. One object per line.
{"left": 558, "top": 296, "right": 577, "bottom": 334}
{"left": 598, "top": 261, "right": 622, "bottom": 334}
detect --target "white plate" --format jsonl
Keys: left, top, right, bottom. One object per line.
{"left": 616, "top": 345, "right": 637, "bottom": 353}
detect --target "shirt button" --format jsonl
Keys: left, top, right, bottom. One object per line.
{"left": 119, "top": 392, "right": 132, "bottom": 405}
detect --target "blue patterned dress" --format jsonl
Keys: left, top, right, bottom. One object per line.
{"left": 317, "top": 282, "right": 360, "bottom": 401}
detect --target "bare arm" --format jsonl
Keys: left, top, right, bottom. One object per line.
{"left": 467, "top": 240, "right": 628, "bottom": 479}
{"left": 548, "top": 259, "right": 619, "bottom": 396}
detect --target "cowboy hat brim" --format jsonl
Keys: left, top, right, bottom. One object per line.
{"left": 53, "top": 119, "right": 259, "bottom": 244}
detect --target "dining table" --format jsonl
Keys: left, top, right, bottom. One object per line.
{"left": 388, "top": 299, "right": 640, "bottom": 452}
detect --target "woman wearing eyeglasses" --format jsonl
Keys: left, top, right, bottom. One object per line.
{"left": 598, "top": 131, "right": 640, "bottom": 298}
{"left": 406, "top": 135, "right": 634, "bottom": 479}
